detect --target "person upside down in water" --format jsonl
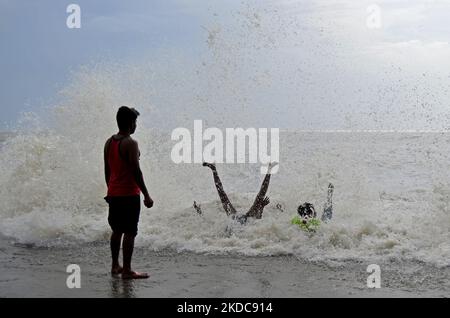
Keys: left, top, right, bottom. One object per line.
{"left": 194, "top": 161, "right": 334, "bottom": 231}
{"left": 194, "top": 162, "right": 278, "bottom": 224}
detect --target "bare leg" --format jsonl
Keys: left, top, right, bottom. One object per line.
{"left": 245, "top": 162, "right": 278, "bottom": 219}
{"left": 110, "top": 232, "right": 123, "bottom": 275}
{"left": 245, "top": 174, "right": 271, "bottom": 219}
{"left": 321, "top": 183, "right": 334, "bottom": 222}
{"left": 122, "top": 234, "right": 134, "bottom": 274}
{"left": 121, "top": 233, "right": 149, "bottom": 279}
{"left": 203, "top": 162, "right": 237, "bottom": 216}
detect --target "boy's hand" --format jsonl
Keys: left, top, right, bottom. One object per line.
{"left": 144, "top": 195, "right": 154, "bottom": 208}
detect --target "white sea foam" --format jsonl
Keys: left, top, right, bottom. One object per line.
{"left": 1, "top": 99, "right": 449, "bottom": 266}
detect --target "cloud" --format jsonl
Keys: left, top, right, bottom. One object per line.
{"left": 1, "top": 0, "right": 450, "bottom": 129}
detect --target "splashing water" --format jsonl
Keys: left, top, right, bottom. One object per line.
{"left": 0, "top": 1, "right": 449, "bottom": 267}
{"left": 1, "top": 87, "right": 449, "bottom": 266}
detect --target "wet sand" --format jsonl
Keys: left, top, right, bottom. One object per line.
{"left": 0, "top": 239, "right": 448, "bottom": 298}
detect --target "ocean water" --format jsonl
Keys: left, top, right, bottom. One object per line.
{"left": 1, "top": 120, "right": 449, "bottom": 268}
{"left": 0, "top": 59, "right": 449, "bottom": 267}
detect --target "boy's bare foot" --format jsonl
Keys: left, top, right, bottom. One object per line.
{"left": 268, "top": 162, "right": 279, "bottom": 172}
{"left": 111, "top": 265, "right": 123, "bottom": 275}
{"left": 328, "top": 183, "right": 334, "bottom": 192}
{"left": 121, "top": 271, "right": 150, "bottom": 279}
{"left": 202, "top": 162, "right": 216, "bottom": 170}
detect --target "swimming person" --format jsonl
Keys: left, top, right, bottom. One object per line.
{"left": 291, "top": 183, "right": 334, "bottom": 232}
{"left": 104, "top": 106, "right": 154, "bottom": 279}
{"left": 197, "top": 162, "right": 278, "bottom": 224}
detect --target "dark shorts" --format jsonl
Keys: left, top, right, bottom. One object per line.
{"left": 106, "top": 195, "right": 141, "bottom": 236}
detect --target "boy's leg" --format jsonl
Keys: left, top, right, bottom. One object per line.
{"left": 203, "top": 162, "right": 237, "bottom": 215}
{"left": 110, "top": 232, "right": 123, "bottom": 274}
{"left": 246, "top": 163, "right": 277, "bottom": 219}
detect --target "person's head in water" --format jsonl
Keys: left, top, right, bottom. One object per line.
{"left": 116, "top": 106, "right": 140, "bottom": 135}
{"left": 297, "top": 202, "right": 316, "bottom": 220}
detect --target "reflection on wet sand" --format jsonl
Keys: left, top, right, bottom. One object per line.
{"left": 110, "top": 278, "right": 136, "bottom": 298}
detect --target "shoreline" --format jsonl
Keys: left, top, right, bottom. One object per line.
{"left": 0, "top": 240, "right": 448, "bottom": 298}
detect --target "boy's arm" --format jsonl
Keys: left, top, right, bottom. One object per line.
{"left": 104, "top": 138, "right": 111, "bottom": 186}
{"left": 127, "top": 140, "right": 153, "bottom": 208}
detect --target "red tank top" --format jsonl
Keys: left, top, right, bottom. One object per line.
{"left": 107, "top": 137, "right": 141, "bottom": 197}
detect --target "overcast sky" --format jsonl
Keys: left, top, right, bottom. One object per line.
{"left": 1, "top": 0, "right": 450, "bottom": 130}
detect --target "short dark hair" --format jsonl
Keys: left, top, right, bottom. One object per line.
{"left": 297, "top": 202, "right": 316, "bottom": 219}
{"left": 116, "top": 106, "right": 140, "bottom": 130}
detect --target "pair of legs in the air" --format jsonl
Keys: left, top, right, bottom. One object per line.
{"left": 110, "top": 232, "right": 149, "bottom": 279}
{"left": 200, "top": 162, "right": 277, "bottom": 223}
{"left": 200, "top": 162, "right": 334, "bottom": 223}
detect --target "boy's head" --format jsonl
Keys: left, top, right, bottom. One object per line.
{"left": 297, "top": 202, "right": 316, "bottom": 219}
{"left": 116, "top": 106, "right": 140, "bottom": 134}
